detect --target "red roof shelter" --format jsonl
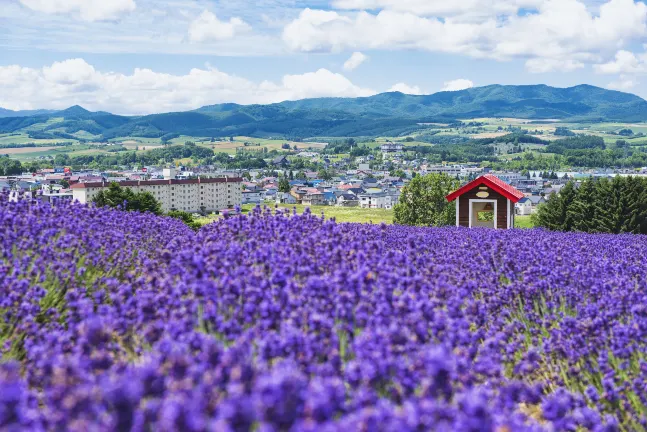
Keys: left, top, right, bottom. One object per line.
{"left": 446, "top": 174, "right": 525, "bottom": 229}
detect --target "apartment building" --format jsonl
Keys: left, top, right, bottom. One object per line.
{"left": 71, "top": 176, "right": 243, "bottom": 213}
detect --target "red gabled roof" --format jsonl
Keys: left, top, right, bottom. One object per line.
{"left": 446, "top": 174, "right": 525, "bottom": 203}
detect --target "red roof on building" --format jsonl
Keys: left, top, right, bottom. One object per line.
{"left": 446, "top": 174, "right": 525, "bottom": 203}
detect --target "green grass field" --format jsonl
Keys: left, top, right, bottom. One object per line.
{"left": 515, "top": 215, "right": 535, "bottom": 228}
{"left": 197, "top": 204, "right": 394, "bottom": 226}
{"left": 195, "top": 203, "right": 538, "bottom": 228}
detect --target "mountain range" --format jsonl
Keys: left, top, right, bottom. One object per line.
{"left": 1, "top": 84, "right": 646, "bottom": 140}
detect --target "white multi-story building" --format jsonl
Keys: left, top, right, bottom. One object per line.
{"left": 358, "top": 192, "right": 393, "bottom": 209}
{"left": 71, "top": 176, "right": 243, "bottom": 213}
{"left": 381, "top": 142, "right": 404, "bottom": 153}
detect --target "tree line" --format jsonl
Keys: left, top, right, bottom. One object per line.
{"left": 534, "top": 176, "right": 647, "bottom": 234}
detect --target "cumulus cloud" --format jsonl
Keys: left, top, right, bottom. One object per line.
{"left": 441, "top": 79, "right": 474, "bottom": 92}
{"left": 188, "top": 10, "right": 251, "bottom": 43}
{"left": 525, "top": 58, "right": 585, "bottom": 73}
{"left": 283, "top": 0, "right": 647, "bottom": 73}
{"left": 343, "top": 52, "right": 368, "bottom": 70}
{"left": 19, "top": 0, "right": 136, "bottom": 21}
{"left": 0, "top": 59, "right": 376, "bottom": 115}
{"left": 607, "top": 76, "right": 638, "bottom": 90}
{"left": 594, "top": 50, "right": 646, "bottom": 74}
{"left": 330, "top": 0, "right": 544, "bottom": 19}
{"left": 389, "top": 83, "right": 423, "bottom": 94}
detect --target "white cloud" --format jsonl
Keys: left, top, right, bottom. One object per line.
{"left": 441, "top": 79, "right": 474, "bottom": 92}
{"left": 0, "top": 59, "right": 376, "bottom": 115}
{"left": 608, "top": 76, "right": 638, "bottom": 90}
{"left": 343, "top": 52, "right": 368, "bottom": 70}
{"left": 19, "top": 0, "right": 136, "bottom": 21}
{"left": 188, "top": 10, "right": 251, "bottom": 43}
{"left": 525, "top": 58, "right": 585, "bottom": 73}
{"left": 330, "top": 0, "right": 544, "bottom": 19}
{"left": 389, "top": 83, "right": 423, "bottom": 94}
{"left": 594, "top": 50, "right": 646, "bottom": 74}
{"left": 283, "top": 0, "right": 647, "bottom": 73}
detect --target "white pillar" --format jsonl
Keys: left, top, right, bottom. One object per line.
{"left": 455, "top": 199, "right": 459, "bottom": 227}
{"left": 507, "top": 199, "right": 511, "bottom": 229}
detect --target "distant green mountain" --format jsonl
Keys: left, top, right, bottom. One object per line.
{"left": 0, "top": 108, "right": 56, "bottom": 118}
{"left": 1, "top": 85, "right": 647, "bottom": 140}
{"left": 261, "top": 84, "right": 647, "bottom": 121}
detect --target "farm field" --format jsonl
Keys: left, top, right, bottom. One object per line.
{"left": 2, "top": 197, "right": 645, "bottom": 430}
{"left": 6, "top": 144, "right": 110, "bottom": 161}
{"left": 0, "top": 132, "right": 78, "bottom": 145}
{"left": 0, "top": 146, "right": 57, "bottom": 154}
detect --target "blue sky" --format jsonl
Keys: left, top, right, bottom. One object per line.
{"left": 2, "top": 0, "right": 647, "bottom": 114}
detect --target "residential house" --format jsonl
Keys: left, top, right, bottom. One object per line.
{"left": 322, "top": 191, "right": 337, "bottom": 205}
{"left": 527, "top": 195, "right": 546, "bottom": 210}
{"left": 276, "top": 192, "right": 297, "bottom": 204}
{"left": 362, "top": 178, "right": 379, "bottom": 189}
{"left": 337, "top": 194, "right": 359, "bottom": 207}
{"left": 346, "top": 187, "right": 365, "bottom": 196}
{"left": 516, "top": 196, "right": 545, "bottom": 215}
{"left": 263, "top": 188, "right": 278, "bottom": 201}
{"left": 358, "top": 192, "right": 391, "bottom": 209}
{"left": 272, "top": 156, "right": 290, "bottom": 168}
{"left": 515, "top": 198, "right": 533, "bottom": 216}
{"left": 242, "top": 188, "right": 264, "bottom": 204}
{"left": 381, "top": 142, "right": 404, "bottom": 153}
{"left": 302, "top": 192, "right": 325, "bottom": 206}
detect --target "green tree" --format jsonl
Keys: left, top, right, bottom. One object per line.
{"left": 533, "top": 180, "right": 577, "bottom": 231}
{"left": 167, "top": 210, "right": 201, "bottom": 231}
{"left": 0, "top": 158, "right": 23, "bottom": 176}
{"left": 54, "top": 154, "right": 70, "bottom": 167}
{"left": 393, "top": 173, "right": 460, "bottom": 227}
{"left": 567, "top": 178, "right": 597, "bottom": 232}
{"left": 318, "top": 169, "right": 333, "bottom": 181}
{"left": 278, "top": 177, "right": 291, "bottom": 193}
{"left": 92, "top": 182, "right": 162, "bottom": 215}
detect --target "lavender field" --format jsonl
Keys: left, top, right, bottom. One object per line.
{"left": 2, "top": 198, "right": 647, "bottom": 431}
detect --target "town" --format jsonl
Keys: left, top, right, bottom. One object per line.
{"left": 3, "top": 139, "right": 647, "bottom": 220}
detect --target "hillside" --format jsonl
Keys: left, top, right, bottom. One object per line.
{"left": 2, "top": 84, "right": 647, "bottom": 140}
{"left": 270, "top": 84, "right": 647, "bottom": 121}
{"left": 0, "top": 107, "right": 56, "bottom": 118}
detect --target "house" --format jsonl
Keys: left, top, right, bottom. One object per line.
{"left": 515, "top": 198, "right": 533, "bottom": 216}
{"left": 242, "top": 189, "right": 264, "bottom": 204}
{"left": 290, "top": 188, "right": 308, "bottom": 203}
{"left": 272, "top": 156, "right": 290, "bottom": 168}
{"left": 276, "top": 192, "right": 297, "bottom": 204}
{"left": 381, "top": 142, "right": 404, "bottom": 153}
{"left": 446, "top": 174, "right": 525, "bottom": 229}
{"left": 346, "top": 187, "right": 365, "bottom": 196}
{"left": 337, "top": 194, "right": 359, "bottom": 207}
{"left": 263, "top": 188, "right": 278, "bottom": 201}
{"left": 358, "top": 192, "right": 390, "bottom": 209}
{"left": 362, "top": 178, "right": 379, "bottom": 189}
{"left": 527, "top": 195, "right": 546, "bottom": 209}
{"left": 302, "top": 192, "right": 324, "bottom": 206}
